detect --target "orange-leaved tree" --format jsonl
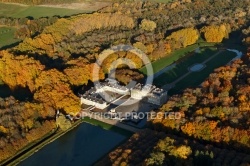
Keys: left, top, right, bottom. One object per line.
{"left": 166, "top": 27, "right": 199, "bottom": 48}
{"left": 34, "top": 69, "right": 80, "bottom": 115}
{"left": 64, "top": 57, "right": 105, "bottom": 86}
{"left": 0, "top": 51, "right": 45, "bottom": 91}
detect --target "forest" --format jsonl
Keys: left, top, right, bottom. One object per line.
{"left": 96, "top": 38, "right": 250, "bottom": 166}
{"left": 0, "top": 0, "right": 250, "bottom": 164}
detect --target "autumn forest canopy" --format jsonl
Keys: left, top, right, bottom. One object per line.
{"left": 0, "top": 0, "right": 250, "bottom": 165}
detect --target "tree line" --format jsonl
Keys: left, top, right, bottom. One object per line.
{"left": 0, "top": 0, "right": 249, "bottom": 163}
{"left": 95, "top": 42, "right": 250, "bottom": 166}
{"left": 96, "top": 129, "right": 250, "bottom": 166}
{"left": 0, "top": 97, "right": 56, "bottom": 161}
{"left": 0, "top": 16, "right": 59, "bottom": 39}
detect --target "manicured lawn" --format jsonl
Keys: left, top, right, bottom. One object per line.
{"left": 0, "top": 3, "right": 91, "bottom": 18}
{"left": 140, "top": 42, "right": 216, "bottom": 75}
{"left": 169, "top": 50, "right": 237, "bottom": 95}
{"left": 140, "top": 44, "right": 200, "bottom": 75}
{"left": 153, "top": 48, "right": 217, "bottom": 86}
{"left": 0, "top": 27, "right": 21, "bottom": 49}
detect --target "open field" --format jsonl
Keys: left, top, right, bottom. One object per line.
{"left": 0, "top": 1, "right": 109, "bottom": 48}
{"left": 168, "top": 51, "right": 237, "bottom": 95}
{"left": 0, "top": 2, "right": 93, "bottom": 18}
{"left": 0, "top": 26, "right": 21, "bottom": 49}
{"left": 140, "top": 42, "right": 216, "bottom": 75}
{"left": 153, "top": 48, "right": 217, "bottom": 86}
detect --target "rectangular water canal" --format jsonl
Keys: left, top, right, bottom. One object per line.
{"left": 18, "top": 123, "right": 128, "bottom": 166}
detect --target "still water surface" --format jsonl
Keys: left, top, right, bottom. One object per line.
{"left": 19, "top": 123, "right": 127, "bottom": 166}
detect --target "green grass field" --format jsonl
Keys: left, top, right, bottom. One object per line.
{"left": 0, "top": 2, "right": 92, "bottom": 48}
{"left": 168, "top": 51, "right": 237, "bottom": 95}
{"left": 140, "top": 42, "right": 216, "bottom": 75}
{"left": 0, "top": 26, "right": 21, "bottom": 49}
{"left": 153, "top": 48, "right": 218, "bottom": 86}
{"left": 0, "top": 3, "right": 91, "bottom": 18}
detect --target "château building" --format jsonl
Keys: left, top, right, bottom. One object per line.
{"left": 80, "top": 79, "right": 168, "bottom": 110}
{"left": 131, "top": 83, "right": 168, "bottom": 105}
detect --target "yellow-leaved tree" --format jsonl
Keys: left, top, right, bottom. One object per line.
{"left": 17, "top": 13, "right": 135, "bottom": 58}
{"left": 139, "top": 19, "right": 157, "bottom": 32}
{"left": 64, "top": 57, "right": 104, "bottom": 86}
{"left": 201, "top": 24, "right": 231, "bottom": 42}
{"left": 0, "top": 51, "right": 45, "bottom": 91}
{"left": 166, "top": 27, "right": 199, "bottom": 48}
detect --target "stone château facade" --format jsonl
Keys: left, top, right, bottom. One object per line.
{"left": 80, "top": 79, "right": 168, "bottom": 109}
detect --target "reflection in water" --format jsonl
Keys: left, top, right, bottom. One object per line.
{"left": 19, "top": 123, "right": 127, "bottom": 166}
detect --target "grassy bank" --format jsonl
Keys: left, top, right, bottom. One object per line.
{"left": 2, "top": 117, "right": 133, "bottom": 165}
{"left": 82, "top": 117, "right": 133, "bottom": 137}
{"left": 1, "top": 120, "right": 83, "bottom": 166}
{"left": 1, "top": 129, "right": 57, "bottom": 166}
